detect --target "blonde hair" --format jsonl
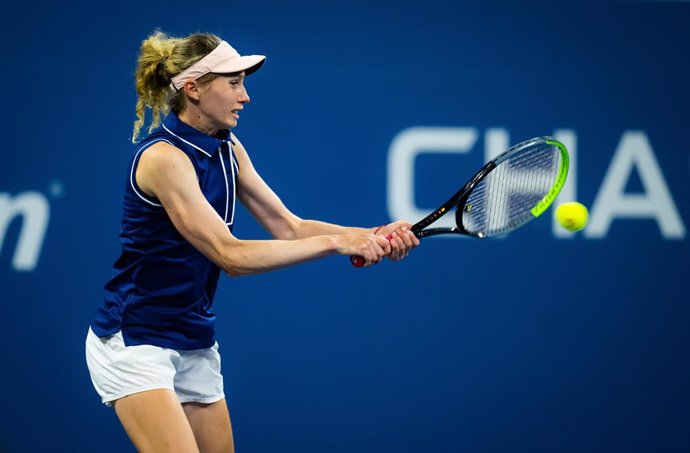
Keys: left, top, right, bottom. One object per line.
{"left": 132, "top": 30, "right": 222, "bottom": 142}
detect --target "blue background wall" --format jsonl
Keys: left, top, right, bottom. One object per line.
{"left": 1, "top": 1, "right": 688, "bottom": 452}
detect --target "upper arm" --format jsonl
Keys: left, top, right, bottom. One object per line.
{"left": 136, "top": 142, "right": 238, "bottom": 269}
{"left": 231, "top": 134, "right": 302, "bottom": 239}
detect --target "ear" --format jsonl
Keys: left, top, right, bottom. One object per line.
{"left": 182, "top": 79, "right": 201, "bottom": 101}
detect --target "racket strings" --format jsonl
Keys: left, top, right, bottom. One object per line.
{"left": 487, "top": 156, "right": 558, "bottom": 231}
{"left": 477, "top": 150, "right": 558, "bottom": 233}
{"left": 465, "top": 150, "right": 556, "bottom": 213}
{"left": 462, "top": 144, "right": 561, "bottom": 236}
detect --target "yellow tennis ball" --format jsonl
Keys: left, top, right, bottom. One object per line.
{"left": 555, "top": 202, "right": 589, "bottom": 231}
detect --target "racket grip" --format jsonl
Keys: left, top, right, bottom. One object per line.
{"left": 350, "top": 255, "right": 365, "bottom": 267}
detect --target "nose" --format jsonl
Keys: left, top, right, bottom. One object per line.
{"left": 240, "top": 85, "right": 250, "bottom": 104}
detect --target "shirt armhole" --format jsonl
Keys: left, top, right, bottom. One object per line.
{"left": 130, "top": 139, "right": 176, "bottom": 207}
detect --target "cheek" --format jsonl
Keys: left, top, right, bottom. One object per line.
{"left": 212, "top": 88, "right": 236, "bottom": 107}
{"left": 203, "top": 92, "right": 230, "bottom": 114}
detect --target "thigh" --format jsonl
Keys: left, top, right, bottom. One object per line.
{"left": 183, "top": 399, "right": 234, "bottom": 453}
{"left": 114, "top": 389, "right": 200, "bottom": 453}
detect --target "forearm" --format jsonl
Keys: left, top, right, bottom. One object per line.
{"left": 219, "top": 235, "right": 338, "bottom": 277}
{"left": 293, "top": 219, "right": 376, "bottom": 239}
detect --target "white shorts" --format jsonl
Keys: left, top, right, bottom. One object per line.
{"left": 85, "top": 328, "right": 225, "bottom": 407}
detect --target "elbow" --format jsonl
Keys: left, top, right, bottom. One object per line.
{"left": 263, "top": 213, "right": 302, "bottom": 240}
{"left": 221, "top": 258, "right": 250, "bottom": 278}
{"left": 276, "top": 216, "right": 303, "bottom": 240}
{"left": 223, "top": 266, "right": 250, "bottom": 278}
{"left": 220, "top": 243, "right": 256, "bottom": 277}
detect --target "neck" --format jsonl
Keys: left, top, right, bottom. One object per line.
{"left": 178, "top": 109, "right": 218, "bottom": 137}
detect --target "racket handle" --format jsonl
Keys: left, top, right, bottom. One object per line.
{"left": 350, "top": 255, "right": 365, "bottom": 268}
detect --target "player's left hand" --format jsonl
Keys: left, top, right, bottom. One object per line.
{"left": 375, "top": 220, "right": 420, "bottom": 261}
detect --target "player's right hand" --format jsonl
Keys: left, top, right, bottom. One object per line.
{"left": 337, "top": 234, "right": 391, "bottom": 267}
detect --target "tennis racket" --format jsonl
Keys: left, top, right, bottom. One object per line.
{"left": 351, "top": 136, "right": 569, "bottom": 267}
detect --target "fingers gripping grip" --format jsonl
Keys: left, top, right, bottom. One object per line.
{"left": 350, "top": 225, "right": 386, "bottom": 268}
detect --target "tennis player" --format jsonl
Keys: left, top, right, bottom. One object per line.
{"left": 85, "top": 30, "right": 418, "bottom": 453}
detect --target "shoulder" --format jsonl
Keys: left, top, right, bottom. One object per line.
{"left": 231, "top": 133, "right": 247, "bottom": 151}
{"left": 139, "top": 141, "right": 193, "bottom": 169}
{"left": 137, "top": 141, "right": 197, "bottom": 193}
{"left": 230, "top": 133, "right": 251, "bottom": 163}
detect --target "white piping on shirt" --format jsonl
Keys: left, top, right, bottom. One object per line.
{"left": 218, "top": 143, "right": 230, "bottom": 223}
{"left": 162, "top": 124, "right": 212, "bottom": 157}
{"left": 231, "top": 151, "right": 239, "bottom": 175}
{"left": 229, "top": 145, "right": 237, "bottom": 226}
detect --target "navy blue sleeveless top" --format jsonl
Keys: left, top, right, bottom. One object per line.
{"left": 91, "top": 113, "right": 239, "bottom": 350}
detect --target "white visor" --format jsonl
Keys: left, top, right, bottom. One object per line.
{"left": 169, "top": 41, "right": 265, "bottom": 92}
